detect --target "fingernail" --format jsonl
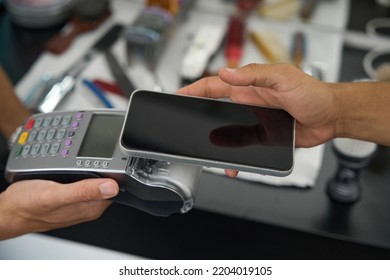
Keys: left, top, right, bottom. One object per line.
{"left": 224, "top": 67, "right": 236, "bottom": 73}
{"left": 99, "top": 181, "right": 118, "bottom": 197}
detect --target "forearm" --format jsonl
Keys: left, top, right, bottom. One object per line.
{"left": 0, "top": 66, "right": 31, "bottom": 139}
{"left": 333, "top": 81, "right": 390, "bottom": 146}
{"left": 0, "top": 194, "right": 22, "bottom": 240}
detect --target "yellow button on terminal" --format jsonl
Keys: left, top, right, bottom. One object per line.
{"left": 18, "top": 132, "right": 29, "bottom": 145}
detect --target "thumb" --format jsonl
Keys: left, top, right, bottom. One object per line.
{"left": 55, "top": 179, "right": 119, "bottom": 205}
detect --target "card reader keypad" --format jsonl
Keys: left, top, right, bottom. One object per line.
{"left": 14, "top": 112, "right": 83, "bottom": 158}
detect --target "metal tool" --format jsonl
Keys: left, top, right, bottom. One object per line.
{"left": 104, "top": 50, "right": 136, "bottom": 99}
{"left": 26, "top": 23, "right": 125, "bottom": 113}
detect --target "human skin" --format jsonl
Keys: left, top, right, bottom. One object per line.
{"left": 0, "top": 65, "right": 119, "bottom": 240}
{"left": 178, "top": 63, "right": 390, "bottom": 176}
{"left": 0, "top": 179, "right": 119, "bottom": 240}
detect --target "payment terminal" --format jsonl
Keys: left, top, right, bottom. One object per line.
{"left": 5, "top": 110, "right": 202, "bottom": 216}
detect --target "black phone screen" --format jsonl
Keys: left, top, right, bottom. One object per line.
{"left": 121, "top": 91, "right": 295, "bottom": 172}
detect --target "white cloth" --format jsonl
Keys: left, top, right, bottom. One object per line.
{"left": 205, "top": 145, "right": 325, "bottom": 188}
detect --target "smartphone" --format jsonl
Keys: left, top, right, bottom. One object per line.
{"left": 120, "top": 90, "right": 295, "bottom": 176}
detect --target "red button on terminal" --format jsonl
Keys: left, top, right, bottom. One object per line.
{"left": 25, "top": 119, "right": 35, "bottom": 130}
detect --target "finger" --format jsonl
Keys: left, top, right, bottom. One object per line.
{"left": 177, "top": 74, "right": 267, "bottom": 107}
{"left": 46, "top": 179, "right": 119, "bottom": 206}
{"left": 218, "top": 63, "right": 299, "bottom": 89}
{"left": 177, "top": 76, "right": 233, "bottom": 99}
{"left": 225, "top": 169, "right": 239, "bottom": 177}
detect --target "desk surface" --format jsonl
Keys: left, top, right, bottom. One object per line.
{"left": 1, "top": 0, "right": 390, "bottom": 259}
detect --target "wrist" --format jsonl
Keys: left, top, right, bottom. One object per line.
{"left": 332, "top": 82, "right": 359, "bottom": 139}
{"left": 0, "top": 191, "right": 27, "bottom": 240}
{"left": 333, "top": 81, "right": 390, "bottom": 145}
{"left": 0, "top": 193, "right": 13, "bottom": 240}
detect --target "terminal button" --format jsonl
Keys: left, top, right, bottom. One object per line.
{"left": 27, "top": 130, "right": 38, "bottom": 142}
{"left": 37, "top": 130, "right": 47, "bottom": 141}
{"left": 40, "top": 143, "right": 51, "bottom": 155}
{"left": 68, "top": 131, "right": 76, "bottom": 138}
{"left": 56, "top": 128, "right": 67, "bottom": 140}
{"left": 21, "top": 145, "right": 31, "bottom": 157}
{"left": 52, "top": 115, "right": 62, "bottom": 126}
{"left": 61, "top": 149, "right": 69, "bottom": 157}
{"left": 62, "top": 115, "right": 72, "bottom": 126}
{"left": 50, "top": 142, "right": 61, "bottom": 155}
{"left": 64, "top": 139, "right": 72, "bottom": 147}
{"left": 30, "top": 144, "right": 41, "bottom": 156}
{"left": 25, "top": 119, "right": 35, "bottom": 130}
{"left": 14, "top": 146, "right": 22, "bottom": 157}
{"left": 46, "top": 129, "right": 56, "bottom": 141}
{"left": 34, "top": 117, "right": 43, "bottom": 128}
{"left": 71, "top": 121, "right": 79, "bottom": 129}
{"left": 43, "top": 117, "right": 53, "bottom": 127}
{"left": 75, "top": 112, "right": 84, "bottom": 120}
{"left": 18, "top": 132, "right": 29, "bottom": 145}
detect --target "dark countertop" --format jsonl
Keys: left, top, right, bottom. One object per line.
{"left": 1, "top": 0, "right": 390, "bottom": 259}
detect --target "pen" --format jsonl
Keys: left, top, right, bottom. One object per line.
{"left": 93, "top": 79, "right": 123, "bottom": 96}
{"left": 291, "top": 31, "right": 306, "bottom": 68}
{"left": 250, "top": 31, "right": 289, "bottom": 63}
{"left": 82, "top": 78, "right": 114, "bottom": 108}
{"left": 225, "top": 15, "right": 245, "bottom": 68}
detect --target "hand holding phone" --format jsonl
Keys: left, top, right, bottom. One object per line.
{"left": 120, "top": 90, "right": 295, "bottom": 176}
